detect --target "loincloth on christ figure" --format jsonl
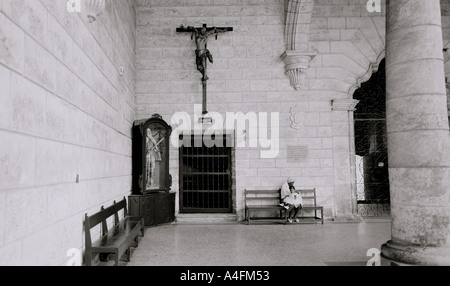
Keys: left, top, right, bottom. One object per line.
{"left": 195, "top": 49, "right": 214, "bottom": 77}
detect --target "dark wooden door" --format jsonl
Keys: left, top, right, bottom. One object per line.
{"left": 129, "top": 193, "right": 175, "bottom": 226}
{"left": 156, "top": 194, "right": 173, "bottom": 224}
{"left": 141, "top": 195, "right": 156, "bottom": 226}
{"left": 179, "top": 135, "right": 232, "bottom": 213}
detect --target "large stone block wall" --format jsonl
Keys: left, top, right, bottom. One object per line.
{"left": 135, "top": 0, "right": 386, "bottom": 220}
{"left": 0, "top": 0, "right": 136, "bottom": 265}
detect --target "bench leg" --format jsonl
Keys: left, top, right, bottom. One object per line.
{"left": 126, "top": 247, "right": 131, "bottom": 262}
{"left": 141, "top": 222, "right": 145, "bottom": 237}
{"left": 131, "top": 236, "right": 138, "bottom": 248}
{"left": 85, "top": 251, "right": 92, "bottom": 266}
{"left": 114, "top": 251, "right": 119, "bottom": 266}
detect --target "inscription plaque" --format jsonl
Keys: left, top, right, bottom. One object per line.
{"left": 287, "top": 146, "right": 308, "bottom": 163}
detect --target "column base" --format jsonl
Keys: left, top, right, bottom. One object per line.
{"left": 381, "top": 240, "right": 450, "bottom": 266}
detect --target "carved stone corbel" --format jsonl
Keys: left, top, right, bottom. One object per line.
{"left": 282, "top": 0, "right": 317, "bottom": 91}
{"left": 281, "top": 50, "right": 317, "bottom": 90}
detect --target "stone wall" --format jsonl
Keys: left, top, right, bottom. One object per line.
{"left": 135, "top": 0, "right": 386, "bottom": 220}
{"left": 441, "top": 0, "right": 450, "bottom": 119}
{"left": 0, "top": 0, "right": 136, "bottom": 265}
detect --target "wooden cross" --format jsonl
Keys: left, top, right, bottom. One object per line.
{"left": 177, "top": 24, "right": 233, "bottom": 114}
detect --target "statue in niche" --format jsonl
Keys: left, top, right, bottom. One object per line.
{"left": 145, "top": 125, "right": 165, "bottom": 190}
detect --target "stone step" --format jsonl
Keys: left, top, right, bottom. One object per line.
{"left": 175, "top": 213, "right": 240, "bottom": 224}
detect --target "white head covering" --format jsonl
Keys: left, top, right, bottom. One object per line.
{"left": 287, "top": 177, "right": 295, "bottom": 184}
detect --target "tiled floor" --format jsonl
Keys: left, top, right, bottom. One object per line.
{"left": 114, "top": 218, "right": 392, "bottom": 267}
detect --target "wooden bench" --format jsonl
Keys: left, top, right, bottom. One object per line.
{"left": 299, "top": 188, "right": 324, "bottom": 224}
{"left": 244, "top": 188, "right": 324, "bottom": 225}
{"left": 84, "top": 197, "right": 145, "bottom": 266}
{"left": 244, "top": 189, "right": 288, "bottom": 225}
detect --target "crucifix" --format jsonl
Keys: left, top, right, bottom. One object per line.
{"left": 177, "top": 24, "right": 233, "bottom": 114}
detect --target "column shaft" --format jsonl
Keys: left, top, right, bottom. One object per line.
{"left": 382, "top": 0, "right": 450, "bottom": 265}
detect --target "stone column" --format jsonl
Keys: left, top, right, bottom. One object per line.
{"left": 331, "top": 99, "right": 362, "bottom": 221}
{"left": 382, "top": 0, "right": 450, "bottom": 265}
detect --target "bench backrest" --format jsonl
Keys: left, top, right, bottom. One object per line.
{"left": 84, "top": 197, "right": 128, "bottom": 247}
{"left": 244, "top": 190, "right": 282, "bottom": 206}
{"left": 244, "top": 188, "right": 318, "bottom": 207}
{"left": 298, "top": 189, "right": 317, "bottom": 207}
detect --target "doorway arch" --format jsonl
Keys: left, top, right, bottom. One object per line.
{"left": 353, "top": 59, "right": 390, "bottom": 217}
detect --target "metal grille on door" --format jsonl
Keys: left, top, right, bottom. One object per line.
{"left": 179, "top": 134, "right": 232, "bottom": 213}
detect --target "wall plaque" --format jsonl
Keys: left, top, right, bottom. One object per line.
{"left": 287, "top": 146, "right": 309, "bottom": 163}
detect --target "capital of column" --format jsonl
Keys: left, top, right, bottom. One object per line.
{"left": 281, "top": 50, "right": 317, "bottom": 91}
{"left": 331, "top": 99, "right": 360, "bottom": 111}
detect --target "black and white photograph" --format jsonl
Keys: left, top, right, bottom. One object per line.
{"left": 0, "top": 0, "right": 449, "bottom": 274}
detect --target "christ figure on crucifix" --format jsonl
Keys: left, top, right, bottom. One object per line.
{"left": 180, "top": 25, "right": 230, "bottom": 81}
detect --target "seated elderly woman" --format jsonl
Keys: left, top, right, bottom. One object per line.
{"left": 280, "top": 180, "right": 303, "bottom": 223}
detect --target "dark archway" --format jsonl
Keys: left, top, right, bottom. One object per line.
{"left": 353, "top": 59, "right": 390, "bottom": 217}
